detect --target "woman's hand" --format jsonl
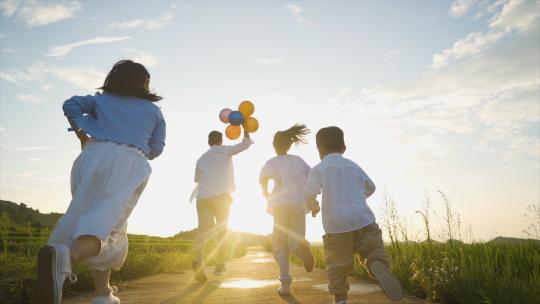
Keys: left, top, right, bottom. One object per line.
{"left": 311, "top": 203, "right": 320, "bottom": 218}
{"left": 75, "top": 129, "right": 89, "bottom": 150}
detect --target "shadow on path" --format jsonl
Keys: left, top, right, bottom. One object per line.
{"left": 160, "top": 282, "right": 204, "bottom": 304}
{"left": 279, "top": 294, "right": 301, "bottom": 304}
{"left": 191, "top": 280, "right": 223, "bottom": 304}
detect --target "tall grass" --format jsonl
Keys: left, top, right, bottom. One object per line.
{"left": 382, "top": 191, "right": 540, "bottom": 303}
{"left": 287, "top": 191, "right": 540, "bottom": 304}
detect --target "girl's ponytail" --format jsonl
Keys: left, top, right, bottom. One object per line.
{"left": 273, "top": 124, "right": 310, "bottom": 154}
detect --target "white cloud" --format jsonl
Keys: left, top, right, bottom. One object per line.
{"left": 0, "top": 62, "right": 105, "bottom": 91}
{"left": 433, "top": 0, "right": 539, "bottom": 68}
{"left": 1, "top": 0, "right": 81, "bottom": 27}
{"left": 0, "top": 63, "right": 45, "bottom": 85}
{"left": 111, "top": 12, "right": 174, "bottom": 30}
{"left": 489, "top": 0, "right": 540, "bottom": 33}
{"left": 0, "top": 126, "right": 5, "bottom": 132}
{"left": 48, "top": 66, "right": 105, "bottom": 91}
{"left": 0, "top": 0, "right": 18, "bottom": 17}
{"left": 47, "top": 36, "right": 132, "bottom": 57}
{"left": 16, "top": 94, "right": 43, "bottom": 104}
{"left": 286, "top": 4, "right": 316, "bottom": 27}
{"left": 342, "top": 29, "right": 540, "bottom": 162}
{"left": 254, "top": 57, "right": 284, "bottom": 65}
{"left": 0, "top": 72, "right": 20, "bottom": 85}
{"left": 431, "top": 31, "right": 504, "bottom": 68}
{"left": 124, "top": 48, "right": 159, "bottom": 67}
{"left": 336, "top": 86, "right": 351, "bottom": 97}
{"left": 449, "top": 0, "right": 479, "bottom": 17}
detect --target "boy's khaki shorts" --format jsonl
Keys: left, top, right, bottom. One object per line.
{"left": 323, "top": 222, "right": 389, "bottom": 297}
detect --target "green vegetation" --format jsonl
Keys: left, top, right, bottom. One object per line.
{"left": 0, "top": 200, "right": 260, "bottom": 304}
{"left": 288, "top": 193, "right": 540, "bottom": 304}
{"left": 290, "top": 240, "right": 540, "bottom": 304}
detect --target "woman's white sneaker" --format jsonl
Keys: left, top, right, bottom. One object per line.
{"left": 92, "top": 286, "right": 120, "bottom": 304}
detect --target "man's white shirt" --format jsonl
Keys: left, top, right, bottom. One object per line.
{"left": 195, "top": 137, "right": 252, "bottom": 199}
{"left": 304, "top": 153, "right": 376, "bottom": 234}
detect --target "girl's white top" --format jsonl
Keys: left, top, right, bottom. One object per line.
{"left": 259, "top": 154, "right": 311, "bottom": 206}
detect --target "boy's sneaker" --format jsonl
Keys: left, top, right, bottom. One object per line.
{"left": 298, "top": 240, "right": 315, "bottom": 272}
{"left": 192, "top": 261, "right": 207, "bottom": 282}
{"left": 213, "top": 263, "right": 226, "bottom": 276}
{"left": 31, "top": 244, "right": 77, "bottom": 304}
{"left": 369, "top": 260, "right": 404, "bottom": 301}
{"left": 92, "top": 287, "right": 120, "bottom": 304}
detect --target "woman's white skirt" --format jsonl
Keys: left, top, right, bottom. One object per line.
{"left": 48, "top": 139, "right": 152, "bottom": 271}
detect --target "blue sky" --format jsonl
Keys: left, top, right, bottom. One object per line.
{"left": 0, "top": 0, "right": 539, "bottom": 241}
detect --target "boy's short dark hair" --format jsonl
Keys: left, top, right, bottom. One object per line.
{"left": 316, "top": 126, "right": 345, "bottom": 152}
{"left": 208, "top": 131, "right": 223, "bottom": 146}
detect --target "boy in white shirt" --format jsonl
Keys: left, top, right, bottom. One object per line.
{"left": 304, "top": 126, "right": 403, "bottom": 304}
{"left": 192, "top": 130, "right": 252, "bottom": 282}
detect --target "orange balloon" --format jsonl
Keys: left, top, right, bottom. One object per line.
{"left": 243, "top": 117, "right": 259, "bottom": 133}
{"left": 239, "top": 100, "right": 255, "bottom": 117}
{"left": 225, "top": 125, "right": 241, "bottom": 140}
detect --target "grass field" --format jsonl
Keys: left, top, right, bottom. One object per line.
{"left": 285, "top": 194, "right": 540, "bottom": 304}
{"left": 0, "top": 231, "right": 249, "bottom": 304}
{"left": 288, "top": 241, "right": 540, "bottom": 304}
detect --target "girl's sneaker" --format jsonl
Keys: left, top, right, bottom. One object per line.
{"left": 278, "top": 283, "right": 291, "bottom": 295}
{"left": 213, "top": 263, "right": 226, "bottom": 276}
{"left": 92, "top": 287, "right": 120, "bottom": 304}
{"left": 369, "top": 260, "right": 404, "bottom": 301}
{"left": 192, "top": 261, "right": 208, "bottom": 282}
{"left": 298, "top": 240, "right": 315, "bottom": 272}
{"left": 31, "top": 244, "right": 77, "bottom": 304}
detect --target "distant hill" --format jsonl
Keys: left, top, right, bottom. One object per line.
{"left": 174, "top": 228, "right": 269, "bottom": 246}
{"left": 0, "top": 200, "right": 62, "bottom": 232}
{"left": 0, "top": 199, "right": 269, "bottom": 244}
{"left": 174, "top": 228, "right": 198, "bottom": 240}
{"left": 489, "top": 236, "right": 540, "bottom": 245}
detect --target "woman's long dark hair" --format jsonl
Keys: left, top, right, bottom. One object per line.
{"left": 273, "top": 124, "right": 310, "bottom": 154}
{"left": 98, "top": 60, "right": 162, "bottom": 102}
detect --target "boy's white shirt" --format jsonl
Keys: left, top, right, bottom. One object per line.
{"left": 304, "top": 153, "right": 376, "bottom": 234}
{"left": 259, "top": 154, "right": 311, "bottom": 206}
{"left": 194, "top": 136, "right": 252, "bottom": 200}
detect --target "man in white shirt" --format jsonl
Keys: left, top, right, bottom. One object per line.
{"left": 304, "top": 126, "right": 403, "bottom": 304}
{"left": 192, "top": 130, "right": 252, "bottom": 282}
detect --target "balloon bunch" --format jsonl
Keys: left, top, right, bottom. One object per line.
{"left": 219, "top": 100, "right": 259, "bottom": 140}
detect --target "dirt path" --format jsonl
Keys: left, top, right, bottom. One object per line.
{"left": 64, "top": 246, "right": 428, "bottom": 304}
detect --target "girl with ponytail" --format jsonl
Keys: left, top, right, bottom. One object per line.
{"left": 259, "top": 124, "right": 316, "bottom": 296}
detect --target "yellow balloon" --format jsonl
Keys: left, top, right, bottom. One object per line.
{"left": 243, "top": 117, "right": 259, "bottom": 133}
{"left": 239, "top": 100, "right": 255, "bottom": 117}
{"left": 225, "top": 125, "right": 241, "bottom": 140}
